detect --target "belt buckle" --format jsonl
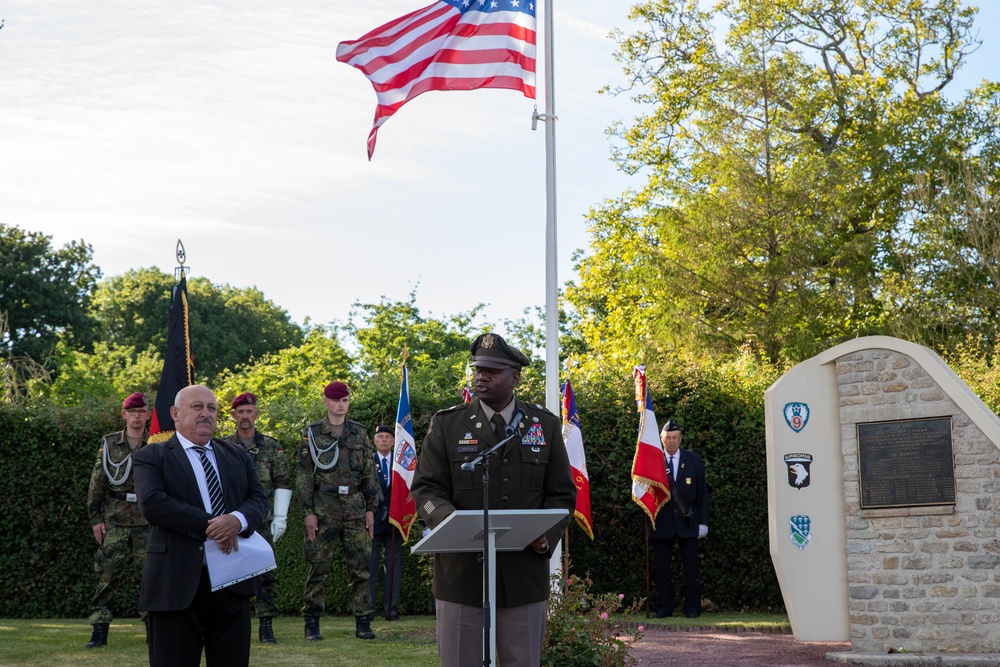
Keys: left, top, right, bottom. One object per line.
{"left": 338, "top": 485, "right": 350, "bottom": 495}
{"left": 126, "top": 493, "right": 137, "bottom": 503}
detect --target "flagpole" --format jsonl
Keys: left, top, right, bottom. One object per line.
{"left": 541, "top": 0, "right": 558, "bottom": 415}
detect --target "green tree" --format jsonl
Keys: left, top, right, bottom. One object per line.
{"left": 90, "top": 268, "right": 304, "bottom": 381}
{"left": 568, "top": 0, "right": 983, "bottom": 365}
{"left": 0, "top": 224, "right": 101, "bottom": 368}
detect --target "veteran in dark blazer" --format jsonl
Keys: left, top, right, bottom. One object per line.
{"left": 411, "top": 333, "right": 576, "bottom": 667}
{"left": 134, "top": 384, "right": 269, "bottom": 667}
{"left": 651, "top": 420, "right": 710, "bottom": 619}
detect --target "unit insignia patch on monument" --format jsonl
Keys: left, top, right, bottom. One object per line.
{"left": 784, "top": 453, "right": 813, "bottom": 489}
{"left": 789, "top": 515, "right": 812, "bottom": 550}
{"left": 783, "top": 402, "right": 810, "bottom": 432}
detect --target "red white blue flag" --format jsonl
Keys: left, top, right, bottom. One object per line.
{"left": 631, "top": 366, "right": 670, "bottom": 524}
{"left": 461, "top": 384, "right": 473, "bottom": 403}
{"left": 336, "top": 0, "right": 537, "bottom": 158}
{"left": 561, "top": 379, "right": 593, "bottom": 540}
{"left": 390, "top": 365, "right": 418, "bottom": 541}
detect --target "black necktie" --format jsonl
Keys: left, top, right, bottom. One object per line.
{"left": 193, "top": 446, "right": 226, "bottom": 517}
{"left": 491, "top": 414, "right": 506, "bottom": 443}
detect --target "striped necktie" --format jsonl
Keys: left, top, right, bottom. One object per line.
{"left": 193, "top": 446, "right": 226, "bottom": 517}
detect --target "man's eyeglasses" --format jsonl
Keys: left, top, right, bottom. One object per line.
{"left": 125, "top": 409, "right": 150, "bottom": 417}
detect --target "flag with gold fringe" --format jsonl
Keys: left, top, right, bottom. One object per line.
{"left": 631, "top": 366, "right": 670, "bottom": 523}
{"left": 148, "top": 275, "right": 193, "bottom": 442}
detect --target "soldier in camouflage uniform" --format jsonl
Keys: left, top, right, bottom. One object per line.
{"left": 224, "top": 392, "right": 292, "bottom": 644}
{"left": 85, "top": 392, "right": 151, "bottom": 648}
{"left": 298, "top": 381, "right": 378, "bottom": 641}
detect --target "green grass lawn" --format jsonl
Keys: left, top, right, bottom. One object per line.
{"left": 0, "top": 612, "right": 790, "bottom": 666}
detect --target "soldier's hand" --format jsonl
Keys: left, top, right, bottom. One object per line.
{"left": 365, "top": 510, "right": 374, "bottom": 539}
{"left": 92, "top": 523, "right": 106, "bottom": 545}
{"left": 304, "top": 513, "right": 318, "bottom": 541}
{"left": 271, "top": 516, "right": 287, "bottom": 542}
{"left": 206, "top": 514, "right": 242, "bottom": 554}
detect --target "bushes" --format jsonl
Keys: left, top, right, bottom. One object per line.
{"left": 0, "top": 353, "right": 785, "bottom": 617}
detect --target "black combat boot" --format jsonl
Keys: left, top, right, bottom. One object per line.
{"left": 355, "top": 615, "right": 375, "bottom": 640}
{"left": 86, "top": 623, "right": 109, "bottom": 648}
{"left": 259, "top": 617, "right": 276, "bottom": 644}
{"left": 304, "top": 616, "right": 322, "bottom": 641}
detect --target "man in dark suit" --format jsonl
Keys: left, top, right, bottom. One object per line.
{"left": 652, "top": 420, "right": 709, "bottom": 618}
{"left": 134, "top": 384, "right": 269, "bottom": 667}
{"left": 369, "top": 424, "right": 403, "bottom": 621}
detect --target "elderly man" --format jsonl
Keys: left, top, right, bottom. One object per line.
{"left": 85, "top": 391, "right": 151, "bottom": 648}
{"left": 411, "top": 332, "right": 576, "bottom": 667}
{"left": 224, "top": 392, "right": 292, "bottom": 643}
{"left": 297, "top": 381, "right": 378, "bottom": 641}
{"left": 134, "top": 385, "right": 269, "bottom": 667}
{"left": 651, "top": 420, "right": 710, "bottom": 618}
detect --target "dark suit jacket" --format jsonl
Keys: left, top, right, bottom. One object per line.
{"left": 373, "top": 452, "right": 392, "bottom": 536}
{"left": 134, "top": 435, "right": 270, "bottom": 612}
{"left": 652, "top": 448, "right": 709, "bottom": 540}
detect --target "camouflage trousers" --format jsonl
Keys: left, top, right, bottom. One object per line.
{"left": 89, "top": 524, "right": 147, "bottom": 625}
{"left": 302, "top": 515, "right": 373, "bottom": 618}
{"left": 253, "top": 525, "right": 279, "bottom": 618}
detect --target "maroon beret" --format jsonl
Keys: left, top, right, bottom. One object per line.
{"left": 231, "top": 392, "right": 257, "bottom": 409}
{"left": 375, "top": 424, "right": 393, "bottom": 436}
{"left": 324, "top": 381, "right": 350, "bottom": 400}
{"left": 122, "top": 392, "right": 148, "bottom": 410}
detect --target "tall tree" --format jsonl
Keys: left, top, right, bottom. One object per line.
{"left": 0, "top": 225, "right": 101, "bottom": 367}
{"left": 568, "top": 0, "right": 983, "bottom": 364}
{"left": 90, "top": 268, "right": 304, "bottom": 381}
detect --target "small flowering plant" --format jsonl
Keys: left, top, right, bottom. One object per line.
{"left": 542, "top": 570, "right": 644, "bottom": 667}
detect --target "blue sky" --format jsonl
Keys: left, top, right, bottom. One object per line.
{"left": 1, "top": 1, "right": 996, "bottom": 330}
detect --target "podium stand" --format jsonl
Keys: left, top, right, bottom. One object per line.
{"left": 412, "top": 508, "right": 568, "bottom": 665}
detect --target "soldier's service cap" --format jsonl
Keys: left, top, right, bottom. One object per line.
{"left": 122, "top": 392, "right": 148, "bottom": 410}
{"left": 324, "top": 381, "right": 350, "bottom": 399}
{"left": 661, "top": 420, "right": 683, "bottom": 433}
{"left": 470, "top": 332, "right": 530, "bottom": 370}
{"left": 375, "top": 424, "right": 393, "bottom": 436}
{"left": 231, "top": 392, "right": 257, "bottom": 409}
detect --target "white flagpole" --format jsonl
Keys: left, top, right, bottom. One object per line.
{"left": 537, "top": 0, "right": 564, "bottom": 584}
{"left": 541, "top": 0, "right": 559, "bottom": 415}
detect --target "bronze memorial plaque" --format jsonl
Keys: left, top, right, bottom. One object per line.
{"left": 857, "top": 417, "right": 955, "bottom": 509}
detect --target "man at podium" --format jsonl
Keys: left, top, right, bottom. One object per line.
{"left": 412, "top": 333, "right": 576, "bottom": 667}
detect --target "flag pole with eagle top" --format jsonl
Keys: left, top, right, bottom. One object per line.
{"left": 148, "top": 240, "right": 194, "bottom": 443}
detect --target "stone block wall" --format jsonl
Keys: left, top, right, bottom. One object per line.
{"left": 836, "top": 348, "right": 1000, "bottom": 653}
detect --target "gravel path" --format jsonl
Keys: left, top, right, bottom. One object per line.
{"left": 628, "top": 629, "right": 851, "bottom": 666}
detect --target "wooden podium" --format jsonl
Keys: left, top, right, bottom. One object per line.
{"left": 412, "top": 508, "right": 569, "bottom": 665}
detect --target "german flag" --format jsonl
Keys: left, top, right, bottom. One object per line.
{"left": 149, "top": 274, "right": 193, "bottom": 442}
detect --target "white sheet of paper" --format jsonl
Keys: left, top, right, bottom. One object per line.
{"left": 205, "top": 531, "right": 277, "bottom": 592}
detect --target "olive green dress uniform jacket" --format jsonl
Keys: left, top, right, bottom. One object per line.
{"left": 87, "top": 429, "right": 149, "bottom": 527}
{"left": 411, "top": 398, "right": 576, "bottom": 608}
{"left": 297, "top": 418, "right": 379, "bottom": 519}
{"left": 224, "top": 431, "right": 291, "bottom": 521}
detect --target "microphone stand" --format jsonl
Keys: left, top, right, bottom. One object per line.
{"left": 462, "top": 428, "right": 521, "bottom": 666}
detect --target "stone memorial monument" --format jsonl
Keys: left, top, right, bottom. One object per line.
{"left": 766, "top": 336, "right": 1000, "bottom": 656}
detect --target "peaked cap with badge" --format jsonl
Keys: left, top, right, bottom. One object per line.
{"left": 470, "top": 332, "right": 530, "bottom": 370}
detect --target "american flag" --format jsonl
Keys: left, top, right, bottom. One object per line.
{"left": 631, "top": 366, "right": 670, "bottom": 524}
{"left": 336, "top": 0, "right": 537, "bottom": 158}
{"left": 461, "top": 384, "right": 473, "bottom": 403}
{"left": 390, "top": 365, "right": 418, "bottom": 540}
{"left": 561, "top": 379, "right": 593, "bottom": 540}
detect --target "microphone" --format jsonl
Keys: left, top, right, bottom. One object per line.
{"left": 505, "top": 408, "right": 526, "bottom": 436}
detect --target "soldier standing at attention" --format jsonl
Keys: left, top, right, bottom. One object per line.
{"left": 297, "top": 381, "right": 378, "bottom": 641}
{"left": 85, "top": 391, "right": 151, "bottom": 648}
{"left": 224, "top": 392, "right": 292, "bottom": 644}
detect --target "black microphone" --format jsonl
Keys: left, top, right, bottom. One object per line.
{"left": 505, "top": 408, "right": 526, "bottom": 436}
